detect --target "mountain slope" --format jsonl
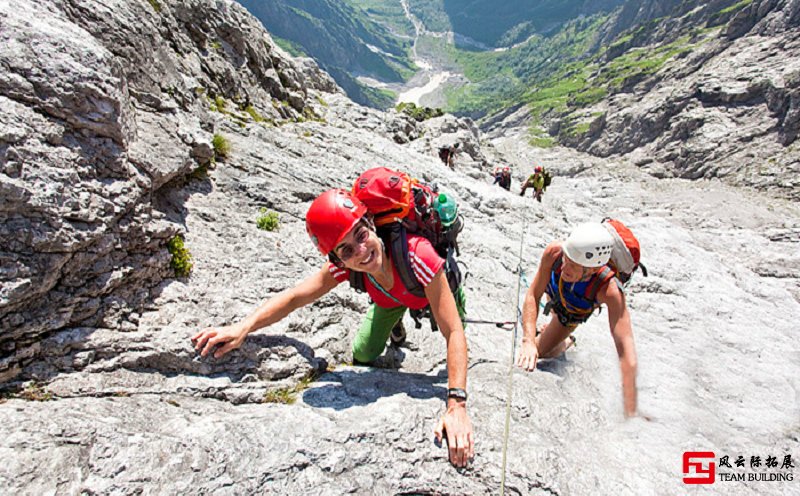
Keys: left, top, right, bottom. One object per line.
{"left": 238, "top": 0, "right": 416, "bottom": 108}
{"left": 487, "top": 0, "right": 800, "bottom": 199}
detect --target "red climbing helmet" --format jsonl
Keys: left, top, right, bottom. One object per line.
{"left": 305, "top": 189, "right": 367, "bottom": 255}
{"left": 535, "top": 165, "right": 543, "bottom": 173}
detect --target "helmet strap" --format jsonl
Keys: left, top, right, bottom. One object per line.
{"left": 328, "top": 252, "right": 345, "bottom": 269}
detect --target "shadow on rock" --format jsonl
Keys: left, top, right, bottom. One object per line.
{"left": 302, "top": 367, "right": 448, "bottom": 410}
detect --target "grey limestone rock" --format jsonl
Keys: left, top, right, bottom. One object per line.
{"left": 1, "top": 0, "right": 798, "bottom": 494}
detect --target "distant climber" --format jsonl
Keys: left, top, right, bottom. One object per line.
{"left": 520, "top": 165, "right": 551, "bottom": 202}
{"left": 492, "top": 166, "right": 512, "bottom": 191}
{"left": 438, "top": 143, "right": 459, "bottom": 169}
{"left": 192, "top": 180, "right": 475, "bottom": 467}
{"left": 516, "top": 223, "right": 642, "bottom": 418}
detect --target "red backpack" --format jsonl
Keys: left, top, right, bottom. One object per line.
{"left": 602, "top": 218, "right": 648, "bottom": 284}
{"left": 349, "top": 167, "right": 463, "bottom": 300}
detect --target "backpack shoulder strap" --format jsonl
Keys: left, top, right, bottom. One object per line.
{"left": 583, "top": 266, "right": 619, "bottom": 301}
{"left": 385, "top": 224, "right": 427, "bottom": 298}
{"left": 348, "top": 270, "right": 366, "bottom": 293}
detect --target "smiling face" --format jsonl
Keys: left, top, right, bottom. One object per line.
{"left": 333, "top": 222, "right": 384, "bottom": 273}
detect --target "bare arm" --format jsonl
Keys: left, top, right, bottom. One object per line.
{"left": 598, "top": 283, "right": 638, "bottom": 417}
{"left": 426, "top": 270, "right": 467, "bottom": 392}
{"left": 192, "top": 264, "right": 340, "bottom": 357}
{"left": 517, "top": 242, "right": 560, "bottom": 370}
{"left": 425, "top": 270, "right": 474, "bottom": 467}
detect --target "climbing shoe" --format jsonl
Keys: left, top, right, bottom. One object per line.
{"left": 390, "top": 321, "right": 407, "bottom": 346}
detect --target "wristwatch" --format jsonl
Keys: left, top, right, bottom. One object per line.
{"left": 447, "top": 388, "right": 468, "bottom": 402}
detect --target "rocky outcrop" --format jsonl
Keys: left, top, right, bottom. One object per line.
{"left": 0, "top": 0, "right": 337, "bottom": 383}
{"left": 589, "top": 2, "right": 800, "bottom": 197}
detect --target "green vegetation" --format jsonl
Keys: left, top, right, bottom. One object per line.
{"left": 212, "top": 134, "right": 231, "bottom": 159}
{"left": 167, "top": 236, "right": 193, "bottom": 278}
{"left": 273, "top": 36, "right": 308, "bottom": 57}
{"left": 146, "top": 0, "right": 162, "bottom": 13}
{"left": 529, "top": 127, "right": 557, "bottom": 148}
{"left": 315, "top": 95, "right": 329, "bottom": 107}
{"left": 521, "top": 33, "right": 698, "bottom": 143}
{"left": 345, "top": 0, "right": 415, "bottom": 37}
{"left": 256, "top": 209, "right": 280, "bottom": 231}
{"left": 245, "top": 105, "right": 265, "bottom": 122}
{"left": 17, "top": 382, "right": 54, "bottom": 401}
{"left": 395, "top": 102, "right": 444, "bottom": 121}
{"left": 719, "top": 0, "right": 753, "bottom": 15}
{"left": 441, "top": 14, "right": 610, "bottom": 116}
{"left": 189, "top": 164, "right": 209, "bottom": 180}
{"left": 263, "top": 372, "right": 319, "bottom": 404}
{"left": 209, "top": 41, "right": 222, "bottom": 51}
{"left": 211, "top": 95, "right": 226, "bottom": 112}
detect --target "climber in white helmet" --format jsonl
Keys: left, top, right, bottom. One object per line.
{"left": 516, "top": 222, "right": 640, "bottom": 418}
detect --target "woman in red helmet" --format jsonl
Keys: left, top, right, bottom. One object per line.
{"left": 191, "top": 189, "right": 474, "bottom": 467}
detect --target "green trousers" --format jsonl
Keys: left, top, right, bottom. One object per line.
{"left": 352, "top": 287, "right": 467, "bottom": 363}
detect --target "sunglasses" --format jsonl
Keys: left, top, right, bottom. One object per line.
{"left": 335, "top": 225, "right": 371, "bottom": 262}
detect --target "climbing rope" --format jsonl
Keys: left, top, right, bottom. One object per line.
{"left": 500, "top": 222, "right": 526, "bottom": 494}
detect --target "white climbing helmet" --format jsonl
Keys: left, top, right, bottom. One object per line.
{"left": 563, "top": 223, "right": 614, "bottom": 268}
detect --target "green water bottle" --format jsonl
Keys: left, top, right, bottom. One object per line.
{"left": 435, "top": 192, "right": 458, "bottom": 227}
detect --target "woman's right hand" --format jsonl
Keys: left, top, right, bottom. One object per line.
{"left": 191, "top": 323, "right": 248, "bottom": 358}
{"left": 515, "top": 338, "right": 539, "bottom": 372}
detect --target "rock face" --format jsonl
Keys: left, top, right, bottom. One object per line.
{"left": 1, "top": 0, "right": 799, "bottom": 495}
{"left": 0, "top": 0, "right": 341, "bottom": 383}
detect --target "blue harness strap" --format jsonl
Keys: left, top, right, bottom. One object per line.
{"left": 545, "top": 258, "right": 620, "bottom": 325}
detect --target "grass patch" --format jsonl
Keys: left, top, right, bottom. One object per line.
{"left": 719, "top": 0, "right": 753, "bottom": 15}
{"left": 189, "top": 164, "right": 208, "bottom": 181}
{"left": 146, "top": 0, "right": 161, "bottom": 13}
{"left": 213, "top": 96, "right": 226, "bottom": 112}
{"left": 167, "top": 235, "right": 193, "bottom": 278}
{"left": 16, "top": 382, "right": 54, "bottom": 402}
{"left": 263, "top": 372, "right": 319, "bottom": 405}
{"left": 256, "top": 209, "right": 280, "bottom": 231}
{"left": 245, "top": 105, "right": 265, "bottom": 122}
{"left": 315, "top": 95, "right": 328, "bottom": 107}
{"left": 209, "top": 41, "right": 222, "bottom": 51}
{"left": 272, "top": 36, "right": 308, "bottom": 57}
{"left": 212, "top": 134, "right": 231, "bottom": 159}
{"left": 529, "top": 135, "right": 557, "bottom": 148}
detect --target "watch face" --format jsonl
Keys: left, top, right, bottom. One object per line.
{"left": 447, "top": 388, "right": 467, "bottom": 400}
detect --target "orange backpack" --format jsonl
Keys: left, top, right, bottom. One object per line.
{"left": 602, "top": 218, "right": 648, "bottom": 284}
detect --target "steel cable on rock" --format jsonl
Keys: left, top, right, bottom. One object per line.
{"left": 500, "top": 221, "right": 526, "bottom": 495}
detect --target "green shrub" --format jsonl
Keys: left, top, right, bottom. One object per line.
{"left": 147, "top": 0, "right": 162, "bottom": 13}
{"left": 395, "top": 102, "right": 444, "bottom": 122}
{"left": 212, "top": 134, "right": 231, "bottom": 159}
{"left": 167, "top": 236, "right": 193, "bottom": 277}
{"left": 256, "top": 208, "right": 280, "bottom": 231}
